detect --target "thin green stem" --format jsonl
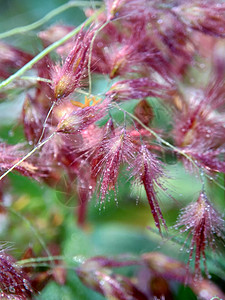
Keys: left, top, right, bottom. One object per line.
{"left": 18, "top": 263, "right": 78, "bottom": 269}
{"left": 0, "top": 1, "right": 103, "bottom": 39}
{"left": 112, "top": 102, "right": 199, "bottom": 169}
{"left": 0, "top": 132, "right": 56, "bottom": 182}
{"left": 0, "top": 6, "right": 105, "bottom": 91}
{"left": 76, "top": 88, "right": 92, "bottom": 96}
{"left": 17, "top": 255, "right": 85, "bottom": 266}
{"left": 37, "top": 102, "right": 56, "bottom": 144}
{"left": 7, "top": 207, "right": 54, "bottom": 267}
{"left": 20, "top": 76, "right": 52, "bottom": 84}
{"left": 0, "top": 76, "right": 51, "bottom": 94}
{"left": 17, "top": 256, "right": 66, "bottom": 265}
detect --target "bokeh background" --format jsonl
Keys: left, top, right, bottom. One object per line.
{"left": 0, "top": 1, "right": 224, "bottom": 299}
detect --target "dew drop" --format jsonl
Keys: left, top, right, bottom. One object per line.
{"left": 9, "top": 286, "right": 15, "bottom": 293}
{"left": 8, "top": 130, "right": 14, "bottom": 137}
{"left": 199, "top": 63, "right": 205, "bottom": 69}
{"left": 23, "top": 279, "right": 30, "bottom": 290}
{"left": 136, "top": 197, "right": 139, "bottom": 206}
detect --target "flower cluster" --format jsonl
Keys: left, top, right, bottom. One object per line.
{"left": 175, "top": 192, "right": 224, "bottom": 280}
{"left": 0, "top": 251, "right": 33, "bottom": 299}
{"left": 0, "top": 0, "right": 225, "bottom": 296}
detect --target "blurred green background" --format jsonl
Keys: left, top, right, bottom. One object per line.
{"left": 0, "top": 1, "right": 224, "bottom": 299}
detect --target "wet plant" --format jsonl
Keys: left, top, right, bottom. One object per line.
{"left": 0, "top": 0, "right": 224, "bottom": 299}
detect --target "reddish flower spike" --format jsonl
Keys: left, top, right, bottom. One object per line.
{"left": 92, "top": 127, "right": 136, "bottom": 204}
{"left": 107, "top": 77, "right": 175, "bottom": 102}
{"left": 175, "top": 192, "right": 224, "bottom": 280}
{"left": 0, "top": 143, "right": 50, "bottom": 180}
{"left": 173, "top": 2, "right": 225, "bottom": 38}
{"left": 0, "top": 42, "right": 33, "bottom": 79}
{"left": 130, "top": 145, "right": 167, "bottom": 234}
{"left": 56, "top": 98, "right": 107, "bottom": 134}
{"left": 51, "top": 28, "right": 95, "bottom": 101}
{"left": 0, "top": 252, "right": 33, "bottom": 299}
{"left": 105, "top": 0, "right": 148, "bottom": 20}
{"left": 76, "top": 256, "right": 148, "bottom": 300}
